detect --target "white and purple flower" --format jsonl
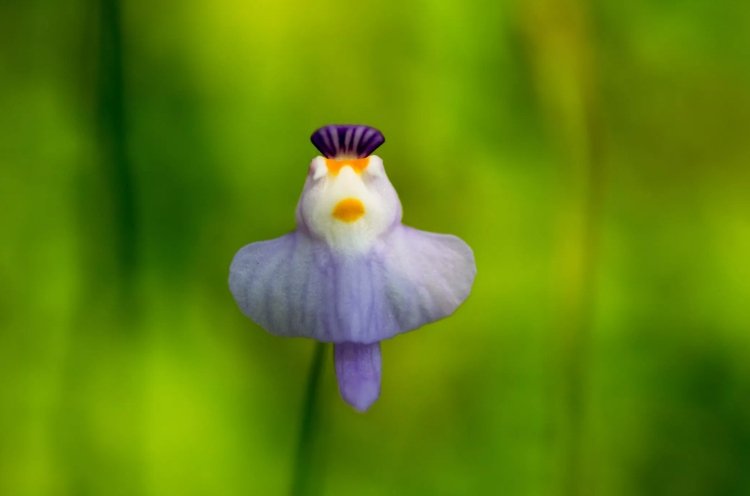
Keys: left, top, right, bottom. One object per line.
{"left": 229, "top": 125, "right": 476, "bottom": 411}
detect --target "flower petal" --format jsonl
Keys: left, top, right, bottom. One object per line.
{"left": 228, "top": 226, "right": 475, "bottom": 343}
{"left": 229, "top": 231, "right": 394, "bottom": 342}
{"left": 229, "top": 231, "right": 327, "bottom": 339}
{"left": 380, "top": 225, "right": 476, "bottom": 333}
{"left": 334, "top": 342, "right": 381, "bottom": 412}
{"left": 310, "top": 125, "right": 385, "bottom": 159}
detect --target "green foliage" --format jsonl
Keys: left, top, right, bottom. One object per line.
{"left": 1, "top": 0, "right": 749, "bottom": 494}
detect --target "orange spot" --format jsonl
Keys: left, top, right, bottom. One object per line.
{"left": 325, "top": 157, "right": 370, "bottom": 175}
{"left": 332, "top": 198, "right": 365, "bottom": 222}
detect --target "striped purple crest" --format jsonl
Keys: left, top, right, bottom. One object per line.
{"left": 310, "top": 125, "right": 385, "bottom": 159}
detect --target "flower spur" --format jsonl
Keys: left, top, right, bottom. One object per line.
{"left": 229, "top": 125, "right": 476, "bottom": 411}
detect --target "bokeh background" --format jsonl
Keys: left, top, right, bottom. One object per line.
{"left": 2, "top": 0, "right": 750, "bottom": 495}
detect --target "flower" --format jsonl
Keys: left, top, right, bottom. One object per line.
{"left": 229, "top": 125, "right": 476, "bottom": 411}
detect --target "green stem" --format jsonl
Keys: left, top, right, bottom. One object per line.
{"left": 290, "top": 342, "right": 326, "bottom": 496}
{"left": 98, "top": 0, "right": 138, "bottom": 293}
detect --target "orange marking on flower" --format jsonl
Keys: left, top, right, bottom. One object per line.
{"left": 332, "top": 198, "right": 365, "bottom": 222}
{"left": 325, "top": 157, "right": 370, "bottom": 175}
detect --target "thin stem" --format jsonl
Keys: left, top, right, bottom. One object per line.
{"left": 98, "top": 0, "right": 138, "bottom": 298}
{"left": 290, "top": 342, "right": 326, "bottom": 496}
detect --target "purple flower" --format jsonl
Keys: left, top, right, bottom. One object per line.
{"left": 229, "top": 125, "right": 476, "bottom": 411}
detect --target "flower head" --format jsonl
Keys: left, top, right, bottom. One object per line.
{"left": 229, "top": 125, "right": 476, "bottom": 411}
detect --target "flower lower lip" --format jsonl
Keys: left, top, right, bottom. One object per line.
{"left": 332, "top": 198, "right": 365, "bottom": 222}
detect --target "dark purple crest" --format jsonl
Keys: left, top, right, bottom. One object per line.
{"left": 310, "top": 125, "right": 385, "bottom": 159}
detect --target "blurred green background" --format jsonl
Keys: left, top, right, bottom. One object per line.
{"left": 2, "top": 0, "right": 750, "bottom": 495}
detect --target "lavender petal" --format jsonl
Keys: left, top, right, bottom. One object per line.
{"left": 229, "top": 231, "right": 326, "bottom": 339}
{"left": 334, "top": 342, "right": 382, "bottom": 412}
{"left": 380, "top": 225, "right": 476, "bottom": 334}
{"left": 229, "top": 231, "right": 392, "bottom": 343}
{"left": 229, "top": 226, "right": 475, "bottom": 343}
